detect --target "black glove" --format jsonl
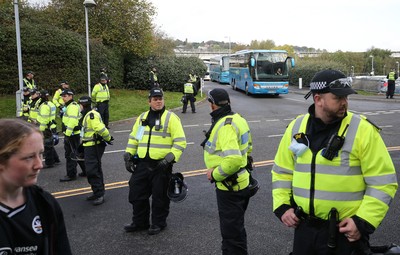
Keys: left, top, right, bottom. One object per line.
{"left": 155, "top": 152, "right": 175, "bottom": 171}
{"left": 106, "top": 136, "right": 114, "bottom": 145}
{"left": 123, "top": 152, "right": 136, "bottom": 173}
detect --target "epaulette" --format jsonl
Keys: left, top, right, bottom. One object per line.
{"left": 360, "top": 115, "right": 381, "bottom": 131}
{"left": 224, "top": 117, "right": 233, "bottom": 125}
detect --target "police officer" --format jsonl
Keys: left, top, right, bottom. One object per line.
{"left": 18, "top": 87, "right": 31, "bottom": 120}
{"left": 92, "top": 75, "right": 110, "bottom": 128}
{"left": 148, "top": 67, "right": 159, "bottom": 89}
{"left": 53, "top": 81, "right": 70, "bottom": 115}
{"left": 386, "top": 68, "right": 398, "bottom": 99}
{"left": 272, "top": 69, "right": 398, "bottom": 255}
{"left": 60, "top": 89, "right": 86, "bottom": 182}
{"left": 28, "top": 89, "right": 42, "bottom": 124}
{"left": 123, "top": 88, "right": 187, "bottom": 235}
{"left": 202, "top": 88, "right": 253, "bottom": 255}
{"left": 37, "top": 90, "right": 60, "bottom": 168}
{"left": 78, "top": 96, "right": 113, "bottom": 206}
{"left": 23, "top": 71, "right": 36, "bottom": 90}
{"left": 181, "top": 77, "right": 197, "bottom": 113}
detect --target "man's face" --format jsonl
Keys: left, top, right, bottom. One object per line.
{"left": 26, "top": 73, "right": 33, "bottom": 79}
{"left": 62, "top": 94, "right": 72, "bottom": 103}
{"left": 149, "top": 96, "right": 164, "bottom": 111}
{"left": 31, "top": 92, "right": 39, "bottom": 99}
{"left": 315, "top": 92, "right": 348, "bottom": 123}
{"left": 100, "top": 79, "right": 107, "bottom": 85}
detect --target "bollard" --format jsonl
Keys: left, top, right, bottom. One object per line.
{"left": 299, "top": 78, "right": 302, "bottom": 89}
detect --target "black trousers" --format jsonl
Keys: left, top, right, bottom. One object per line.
{"left": 96, "top": 101, "right": 109, "bottom": 127}
{"left": 182, "top": 94, "right": 195, "bottom": 113}
{"left": 387, "top": 80, "right": 395, "bottom": 98}
{"left": 43, "top": 130, "right": 59, "bottom": 166}
{"left": 84, "top": 144, "right": 106, "bottom": 198}
{"left": 216, "top": 188, "right": 250, "bottom": 255}
{"left": 128, "top": 160, "right": 171, "bottom": 228}
{"left": 64, "top": 134, "right": 85, "bottom": 177}
{"left": 292, "top": 219, "right": 369, "bottom": 255}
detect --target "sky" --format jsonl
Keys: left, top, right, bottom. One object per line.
{"left": 28, "top": 0, "right": 399, "bottom": 52}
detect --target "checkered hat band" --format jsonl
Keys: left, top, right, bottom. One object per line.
{"left": 310, "top": 81, "right": 327, "bottom": 91}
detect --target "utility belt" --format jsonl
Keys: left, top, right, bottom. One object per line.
{"left": 296, "top": 206, "right": 339, "bottom": 249}
{"left": 295, "top": 206, "right": 332, "bottom": 227}
{"left": 97, "top": 100, "right": 109, "bottom": 104}
{"left": 220, "top": 167, "right": 248, "bottom": 192}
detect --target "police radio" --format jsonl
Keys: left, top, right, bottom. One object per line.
{"left": 322, "top": 124, "right": 349, "bottom": 160}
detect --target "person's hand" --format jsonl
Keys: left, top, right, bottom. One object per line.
{"left": 338, "top": 218, "right": 361, "bottom": 242}
{"left": 281, "top": 208, "right": 300, "bottom": 228}
{"left": 155, "top": 152, "right": 175, "bottom": 171}
{"left": 207, "top": 168, "right": 214, "bottom": 183}
{"left": 106, "top": 136, "right": 114, "bottom": 145}
{"left": 123, "top": 152, "right": 135, "bottom": 173}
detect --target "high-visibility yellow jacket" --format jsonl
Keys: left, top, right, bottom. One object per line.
{"left": 388, "top": 71, "right": 396, "bottom": 81}
{"left": 92, "top": 83, "right": 110, "bottom": 103}
{"left": 272, "top": 111, "right": 398, "bottom": 228}
{"left": 28, "top": 98, "right": 42, "bottom": 123}
{"left": 149, "top": 71, "right": 158, "bottom": 82}
{"left": 62, "top": 101, "right": 80, "bottom": 136}
{"left": 18, "top": 96, "right": 31, "bottom": 118}
{"left": 184, "top": 83, "right": 194, "bottom": 94}
{"left": 37, "top": 101, "right": 57, "bottom": 132}
{"left": 81, "top": 110, "right": 111, "bottom": 146}
{"left": 203, "top": 113, "right": 252, "bottom": 191}
{"left": 23, "top": 78, "right": 35, "bottom": 89}
{"left": 52, "top": 88, "right": 64, "bottom": 108}
{"left": 125, "top": 110, "right": 186, "bottom": 162}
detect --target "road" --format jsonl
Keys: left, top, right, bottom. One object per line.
{"left": 37, "top": 81, "right": 400, "bottom": 254}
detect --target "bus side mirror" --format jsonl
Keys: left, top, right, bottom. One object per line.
{"left": 250, "top": 58, "right": 255, "bottom": 67}
{"left": 291, "top": 58, "right": 295, "bottom": 68}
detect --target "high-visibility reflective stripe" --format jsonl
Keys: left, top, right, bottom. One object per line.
{"left": 126, "top": 144, "right": 138, "bottom": 149}
{"left": 364, "top": 174, "right": 398, "bottom": 186}
{"left": 294, "top": 187, "right": 364, "bottom": 201}
{"left": 272, "top": 180, "right": 292, "bottom": 189}
{"left": 365, "top": 187, "right": 393, "bottom": 205}
{"left": 221, "top": 149, "right": 241, "bottom": 157}
{"left": 150, "top": 131, "right": 171, "bottom": 137}
{"left": 217, "top": 166, "right": 247, "bottom": 178}
{"left": 173, "top": 137, "right": 186, "bottom": 142}
{"left": 273, "top": 164, "right": 293, "bottom": 175}
{"left": 163, "top": 112, "right": 172, "bottom": 137}
{"left": 172, "top": 144, "right": 185, "bottom": 151}
{"left": 292, "top": 115, "right": 304, "bottom": 135}
{"left": 138, "top": 143, "right": 172, "bottom": 149}
{"left": 340, "top": 115, "right": 360, "bottom": 166}
{"left": 295, "top": 163, "right": 362, "bottom": 175}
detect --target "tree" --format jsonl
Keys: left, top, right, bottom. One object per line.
{"left": 250, "top": 39, "right": 276, "bottom": 50}
{"left": 44, "top": 0, "right": 155, "bottom": 56}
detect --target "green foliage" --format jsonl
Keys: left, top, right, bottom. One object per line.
{"left": 289, "top": 58, "right": 347, "bottom": 86}
{"left": 0, "top": 20, "right": 123, "bottom": 94}
{"left": 124, "top": 56, "right": 207, "bottom": 91}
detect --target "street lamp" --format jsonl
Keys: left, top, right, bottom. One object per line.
{"left": 351, "top": 66, "right": 354, "bottom": 77}
{"left": 369, "top": 55, "right": 374, "bottom": 76}
{"left": 383, "top": 64, "right": 386, "bottom": 75}
{"left": 397, "top": 61, "right": 399, "bottom": 77}
{"left": 14, "top": 0, "right": 23, "bottom": 117}
{"left": 84, "top": 0, "right": 96, "bottom": 97}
